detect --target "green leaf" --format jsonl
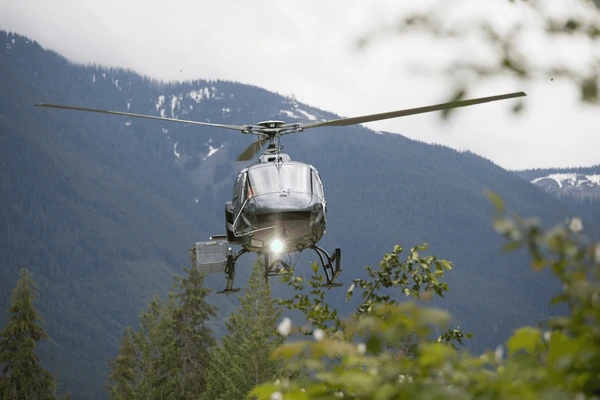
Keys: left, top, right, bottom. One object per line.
{"left": 581, "top": 77, "right": 598, "bottom": 102}
{"left": 484, "top": 190, "right": 505, "bottom": 213}
{"left": 502, "top": 241, "right": 523, "bottom": 252}
{"left": 272, "top": 341, "right": 308, "bottom": 361}
{"left": 249, "top": 383, "right": 282, "bottom": 400}
{"left": 531, "top": 258, "right": 546, "bottom": 271}
{"left": 419, "top": 342, "right": 454, "bottom": 368}
{"left": 547, "top": 331, "right": 581, "bottom": 371}
{"left": 440, "top": 260, "right": 453, "bottom": 270}
{"left": 507, "top": 327, "right": 542, "bottom": 355}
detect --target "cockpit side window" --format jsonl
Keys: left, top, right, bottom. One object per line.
{"left": 233, "top": 173, "right": 246, "bottom": 209}
{"left": 312, "top": 170, "right": 325, "bottom": 200}
{"left": 246, "top": 175, "right": 255, "bottom": 200}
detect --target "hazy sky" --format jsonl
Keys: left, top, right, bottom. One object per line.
{"left": 2, "top": 0, "right": 599, "bottom": 170}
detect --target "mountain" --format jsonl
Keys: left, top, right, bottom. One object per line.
{"left": 518, "top": 167, "right": 600, "bottom": 201}
{"left": 514, "top": 166, "right": 600, "bottom": 236}
{"left": 0, "top": 31, "right": 585, "bottom": 398}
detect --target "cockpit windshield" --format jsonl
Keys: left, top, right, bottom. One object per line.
{"left": 247, "top": 164, "right": 312, "bottom": 196}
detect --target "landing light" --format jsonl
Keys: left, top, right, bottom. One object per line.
{"left": 270, "top": 239, "right": 284, "bottom": 254}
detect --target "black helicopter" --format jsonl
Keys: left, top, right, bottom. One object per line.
{"left": 37, "top": 91, "right": 525, "bottom": 293}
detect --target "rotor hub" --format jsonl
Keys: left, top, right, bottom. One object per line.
{"left": 256, "top": 120, "right": 286, "bottom": 129}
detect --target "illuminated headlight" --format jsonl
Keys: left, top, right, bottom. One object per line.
{"left": 270, "top": 239, "right": 284, "bottom": 254}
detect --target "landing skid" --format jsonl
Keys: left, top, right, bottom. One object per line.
{"left": 311, "top": 245, "right": 342, "bottom": 288}
{"left": 216, "top": 248, "right": 248, "bottom": 294}
{"left": 196, "top": 240, "right": 342, "bottom": 293}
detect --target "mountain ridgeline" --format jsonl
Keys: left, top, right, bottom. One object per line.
{"left": 0, "top": 31, "right": 588, "bottom": 398}
{"left": 515, "top": 166, "right": 600, "bottom": 237}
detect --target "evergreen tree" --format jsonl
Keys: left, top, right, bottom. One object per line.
{"left": 106, "top": 256, "right": 216, "bottom": 400}
{"left": 106, "top": 327, "right": 138, "bottom": 400}
{"left": 203, "top": 258, "right": 284, "bottom": 400}
{"left": 0, "top": 268, "right": 56, "bottom": 399}
{"left": 167, "top": 264, "right": 217, "bottom": 399}
{"left": 133, "top": 296, "right": 177, "bottom": 400}
{"left": 107, "top": 296, "right": 178, "bottom": 400}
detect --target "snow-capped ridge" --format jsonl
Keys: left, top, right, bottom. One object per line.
{"left": 530, "top": 172, "right": 600, "bottom": 200}
{"left": 532, "top": 173, "right": 600, "bottom": 189}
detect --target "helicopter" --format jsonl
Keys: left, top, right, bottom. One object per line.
{"left": 36, "top": 90, "right": 526, "bottom": 293}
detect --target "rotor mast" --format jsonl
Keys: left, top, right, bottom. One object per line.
{"left": 251, "top": 120, "right": 291, "bottom": 156}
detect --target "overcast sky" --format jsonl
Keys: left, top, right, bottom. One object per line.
{"left": 2, "top": 0, "right": 599, "bottom": 170}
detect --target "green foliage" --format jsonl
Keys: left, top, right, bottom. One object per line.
{"left": 106, "top": 256, "right": 216, "bottom": 400}
{"left": 347, "top": 244, "right": 451, "bottom": 310}
{"left": 279, "top": 244, "right": 466, "bottom": 350}
{"left": 279, "top": 262, "right": 343, "bottom": 334}
{"left": 106, "top": 327, "right": 137, "bottom": 400}
{"left": 0, "top": 269, "right": 57, "bottom": 399}
{"left": 253, "top": 196, "right": 600, "bottom": 399}
{"left": 203, "top": 258, "right": 285, "bottom": 400}
{"left": 168, "top": 264, "right": 217, "bottom": 398}
{"left": 106, "top": 296, "right": 177, "bottom": 400}
{"left": 491, "top": 196, "right": 600, "bottom": 395}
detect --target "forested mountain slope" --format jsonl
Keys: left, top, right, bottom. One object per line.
{"left": 0, "top": 31, "right": 582, "bottom": 398}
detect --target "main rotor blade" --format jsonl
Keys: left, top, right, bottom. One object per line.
{"left": 237, "top": 138, "right": 268, "bottom": 161}
{"left": 299, "top": 91, "right": 526, "bottom": 129}
{"left": 35, "top": 103, "right": 247, "bottom": 132}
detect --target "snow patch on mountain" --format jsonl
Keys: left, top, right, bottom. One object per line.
{"left": 532, "top": 173, "right": 578, "bottom": 188}
{"left": 530, "top": 173, "right": 600, "bottom": 200}
{"left": 174, "top": 142, "right": 180, "bottom": 159}
{"left": 189, "top": 87, "right": 211, "bottom": 103}
{"left": 6, "top": 37, "right": 15, "bottom": 52}
{"left": 280, "top": 110, "right": 301, "bottom": 119}
{"left": 280, "top": 108, "right": 321, "bottom": 121}
{"left": 156, "top": 95, "right": 165, "bottom": 111}
{"left": 587, "top": 175, "right": 600, "bottom": 185}
{"left": 296, "top": 108, "right": 317, "bottom": 121}
{"left": 170, "top": 95, "right": 179, "bottom": 118}
{"left": 203, "top": 143, "right": 224, "bottom": 160}
{"left": 532, "top": 174, "right": 600, "bottom": 189}
{"left": 188, "top": 86, "right": 222, "bottom": 103}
